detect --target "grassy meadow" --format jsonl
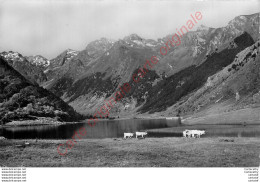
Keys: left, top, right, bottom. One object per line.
{"left": 0, "top": 137, "right": 260, "bottom": 167}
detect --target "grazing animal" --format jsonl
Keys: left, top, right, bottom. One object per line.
{"left": 183, "top": 130, "right": 193, "bottom": 138}
{"left": 0, "top": 136, "right": 6, "bottom": 140}
{"left": 136, "top": 131, "right": 147, "bottom": 138}
{"left": 124, "top": 133, "right": 134, "bottom": 139}
{"left": 183, "top": 130, "right": 205, "bottom": 138}
{"left": 183, "top": 130, "right": 186, "bottom": 137}
{"left": 183, "top": 130, "right": 190, "bottom": 137}
{"left": 190, "top": 130, "right": 206, "bottom": 138}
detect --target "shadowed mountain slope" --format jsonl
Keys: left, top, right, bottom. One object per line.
{"left": 137, "top": 32, "right": 255, "bottom": 113}
{"left": 0, "top": 56, "right": 82, "bottom": 124}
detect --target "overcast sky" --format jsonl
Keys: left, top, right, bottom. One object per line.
{"left": 0, "top": 0, "right": 259, "bottom": 59}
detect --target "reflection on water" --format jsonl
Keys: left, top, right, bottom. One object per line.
{"left": 1, "top": 119, "right": 260, "bottom": 139}
{"left": 0, "top": 119, "right": 179, "bottom": 139}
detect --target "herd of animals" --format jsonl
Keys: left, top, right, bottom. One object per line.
{"left": 124, "top": 131, "right": 148, "bottom": 139}
{"left": 182, "top": 129, "right": 206, "bottom": 138}
{"left": 0, "top": 130, "right": 206, "bottom": 140}
{"left": 123, "top": 130, "right": 206, "bottom": 139}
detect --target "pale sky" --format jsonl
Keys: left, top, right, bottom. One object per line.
{"left": 0, "top": 0, "right": 259, "bottom": 59}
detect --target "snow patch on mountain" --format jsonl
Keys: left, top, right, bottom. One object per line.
{"left": 26, "top": 55, "right": 50, "bottom": 67}
{"left": 0, "top": 51, "right": 25, "bottom": 62}
{"left": 65, "top": 49, "right": 79, "bottom": 60}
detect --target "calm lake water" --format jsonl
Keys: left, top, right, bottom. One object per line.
{"left": 0, "top": 119, "right": 179, "bottom": 139}
{"left": 1, "top": 119, "right": 260, "bottom": 139}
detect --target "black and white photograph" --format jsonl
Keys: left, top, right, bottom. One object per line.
{"left": 0, "top": 0, "right": 260, "bottom": 181}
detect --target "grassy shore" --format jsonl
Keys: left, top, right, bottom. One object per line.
{"left": 0, "top": 137, "right": 260, "bottom": 167}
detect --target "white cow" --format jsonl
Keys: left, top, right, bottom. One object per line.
{"left": 136, "top": 131, "right": 147, "bottom": 138}
{"left": 183, "top": 130, "right": 190, "bottom": 137}
{"left": 190, "top": 130, "right": 206, "bottom": 138}
{"left": 0, "top": 136, "right": 6, "bottom": 140}
{"left": 183, "top": 130, "right": 205, "bottom": 138}
{"left": 124, "top": 133, "right": 134, "bottom": 139}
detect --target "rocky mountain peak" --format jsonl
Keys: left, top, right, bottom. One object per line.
{"left": 86, "top": 38, "right": 115, "bottom": 48}
{"left": 197, "top": 24, "right": 210, "bottom": 31}
{"left": 65, "top": 49, "right": 79, "bottom": 57}
{"left": 0, "top": 51, "right": 47, "bottom": 84}
{"left": 122, "top": 34, "right": 146, "bottom": 47}
{"left": 84, "top": 38, "right": 115, "bottom": 59}
{"left": 123, "top": 34, "right": 143, "bottom": 41}
{"left": 26, "top": 55, "right": 50, "bottom": 67}
{"left": 49, "top": 49, "right": 79, "bottom": 69}
{"left": 0, "top": 51, "right": 25, "bottom": 62}
{"left": 225, "top": 13, "right": 259, "bottom": 41}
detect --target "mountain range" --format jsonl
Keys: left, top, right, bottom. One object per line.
{"left": 0, "top": 12, "right": 259, "bottom": 122}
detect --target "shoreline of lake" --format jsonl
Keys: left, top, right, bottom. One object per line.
{"left": 0, "top": 117, "right": 171, "bottom": 129}
{"left": 2, "top": 117, "right": 63, "bottom": 128}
